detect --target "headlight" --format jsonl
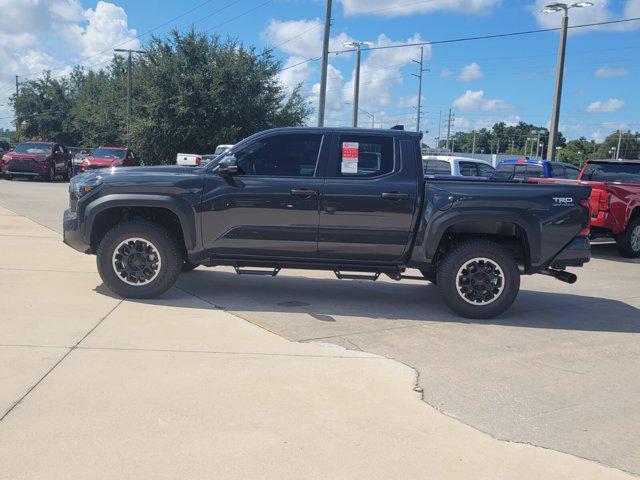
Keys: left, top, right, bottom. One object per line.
{"left": 71, "top": 176, "right": 102, "bottom": 199}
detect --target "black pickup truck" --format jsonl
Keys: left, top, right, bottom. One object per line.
{"left": 63, "top": 127, "right": 591, "bottom": 318}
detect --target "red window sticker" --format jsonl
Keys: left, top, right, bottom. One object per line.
{"left": 341, "top": 142, "right": 359, "bottom": 173}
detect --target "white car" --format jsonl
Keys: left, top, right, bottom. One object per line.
{"left": 422, "top": 155, "right": 495, "bottom": 177}
{"left": 213, "top": 144, "right": 233, "bottom": 155}
{"left": 176, "top": 153, "right": 203, "bottom": 166}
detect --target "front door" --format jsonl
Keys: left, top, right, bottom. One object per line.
{"left": 318, "top": 134, "right": 419, "bottom": 262}
{"left": 201, "top": 132, "right": 326, "bottom": 258}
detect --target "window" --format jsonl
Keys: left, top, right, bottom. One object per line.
{"left": 459, "top": 161, "right": 479, "bottom": 177}
{"left": 477, "top": 162, "right": 495, "bottom": 177}
{"left": 514, "top": 164, "right": 527, "bottom": 177}
{"left": 334, "top": 135, "right": 394, "bottom": 177}
{"left": 526, "top": 164, "right": 544, "bottom": 178}
{"left": 549, "top": 163, "right": 565, "bottom": 178}
{"left": 14, "top": 143, "right": 52, "bottom": 155}
{"left": 494, "top": 163, "right": 515, "bottom": 180}
{"left": 582, "top": 161, "right": 640, "bottom": 183}
{"left": 565, "top": 166, "right": 580, "bottom": 179}
{"left": 424, "top": 160, "right": 451, "bottom": 175}
{"left": 234, "top": 134, "right": 322, "bottom": 177}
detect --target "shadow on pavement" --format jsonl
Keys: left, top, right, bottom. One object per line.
{"left": 590, "top": 242, "right": 640, "bottom": 264}
{"left": 97, "top": 266, "right": 640, "bottom": 334}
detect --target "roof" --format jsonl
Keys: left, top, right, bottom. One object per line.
{"left": 20, "top": 141, "right": 53, "bottom": 145}
{"left": 587, "top": 158, "right": 640, "bottom": 164}
{"left": 258, "top": 126, "right": 423, "bottom": 138}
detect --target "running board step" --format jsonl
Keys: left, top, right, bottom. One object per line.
{"left": 234, "top": 266, "right": 281, "bottom": 276}
{"left": 334, "top": 270, "right": 380, "bottom": 281}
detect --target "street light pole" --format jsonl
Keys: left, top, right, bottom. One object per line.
{"left": 543, "top": 2, "right": 593, "bottom": 161}
{"left": 317, "top": 0, "right": 333, "bottom": 127}
{"left": 343, "top": 40, "right": 374, "bottom": 128}
{"left": 114, "top": 48, "right": 144, "bottom": 148}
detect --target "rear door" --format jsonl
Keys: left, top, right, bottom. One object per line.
{"left": 318, "top": 133, "right": 419, "bottom": 262}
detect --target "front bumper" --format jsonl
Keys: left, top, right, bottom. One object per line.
{"left": 549, "top": 237, "right": 591, "bottom": 269}
{"left": 63, "top": 209, "right": 91, "bottom": 253}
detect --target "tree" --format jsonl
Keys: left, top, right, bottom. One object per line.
{"left": 557, "top": 137, "right": 599, "bottom": 166}
{"left": 131, "top": 31, "right": 311, "bottom": 164}
{"left": 595, "top": 131, "right": 640, "bottom": 160}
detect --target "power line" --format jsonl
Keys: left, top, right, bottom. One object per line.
{"left": 330, "top": 17, "right": 640, "bottom": 54}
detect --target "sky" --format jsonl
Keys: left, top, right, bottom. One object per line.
{"left": 0, "top": 0, "right": 638, "bottom": 145}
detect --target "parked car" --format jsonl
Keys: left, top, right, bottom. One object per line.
{"left": 2, "top": 141, "right": 72, "bottom": 181}
{"left": 70, "top": 148, "right": 92, "bottom": 177}
{"left": 82, "top": 147, "right": 138, "bottom": 172}
{"left": 176, "top": 153, "right": 202, "bottom": 166}
{"left": 63, "top": 127, "right": 591, "bottom": 319}
{"left": 495, "top": 158, "right": 581, "bottom": 180}
{"left": 422, "top": 155, "right": 495, "bottom": 177}
{"left": 213, "top": 144, "right": 233, "bottom": 155}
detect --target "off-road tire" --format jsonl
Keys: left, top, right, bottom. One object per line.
{"left": 615, "top": 217, "right": 640, "bottom": 258}
{"left": 97, "top": 220, "right": 181, "bottom": 298}
{"left": 437, "top": 240, "right": 520, "bottom": 319}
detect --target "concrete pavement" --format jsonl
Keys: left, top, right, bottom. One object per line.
{"left": 0, "top": 202, "right": 637, "bottom": 478}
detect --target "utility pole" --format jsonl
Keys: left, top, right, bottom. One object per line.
{"left": 343, "top": 40, "right": 374, "bottom": 128}
{"left": 543, "top": 2, "right": 592, "bottom": 161}
{"left": 412, "top": 47, "right": 428, "bottom": 132}
{"left": 437, "top": 110, "right": 442, "bottom": 153}
{"left": 445, "top": 108, "right": 452, "bottom": 152}
{"left": 114, "top": 48, "right": 144, "bottom": 148}
{"left": 615, "top": 130, "right": 623, "bottom": 159}
{"left": 317, "top": 0, "right": 332, "bottom": 127}
{"left": 471, "top": 131, "right": 477, "bottom": 158}
{"left": 15, "top": 76, "right": 19, "bottom": 97}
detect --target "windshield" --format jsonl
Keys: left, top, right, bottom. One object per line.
{"left": 582, "top": 162, "right": 640, "bottom": 184}
{"left": 91, "top": 148, "right": 125, "bottom": 159}
{"left": 14, "top": 143, "right": 52, "bottom": 155}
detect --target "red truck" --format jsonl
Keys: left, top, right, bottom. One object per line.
{"left": 579, "top": 159, "right": 640, "bottom": 257}
{"left": 533, "top": 159, "right": 640, "bottom": 257}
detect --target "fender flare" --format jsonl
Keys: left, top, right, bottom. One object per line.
{"left": 423, "top": 209, "right": 541, "bottom": 265}
{"left": 82, "top": 194, "right": 198, "bottom": 250}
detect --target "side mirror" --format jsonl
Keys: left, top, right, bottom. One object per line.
{"left": 216, "top": 155, "right": 238, "bottom": 176}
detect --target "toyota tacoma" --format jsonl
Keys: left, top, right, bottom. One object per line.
{"left": 63, "top": 127, "right": 591, "bottom": 318}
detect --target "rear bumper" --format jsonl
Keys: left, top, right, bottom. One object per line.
{"left": 549, "top": 237, "right": 590, "bottom": 269}
{"left": 63, "top": 209, "right": 91, "bottom": 254}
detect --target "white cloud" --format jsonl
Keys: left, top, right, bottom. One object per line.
{"left": 531, "top": 0, "right": 640, "bottom": 34}
{"left": 262, "top": 18, "right": 353, "bottom": 59}
{"left": 594, "top": 65, "right": 629, "bottom": 78}
{"left": 586, "top": 98, "right": 625, "bottom": 113}
{"left": 339, "top": 0, "right": 501, "bottom": 17}
{"left": 459, "top": 62, "right": 483, "bottom": 81}
{"left": 440, "top": 68, "right": 453, "bottom": 77}
{"left": 601, "top": 121, "right": 631, "bottom": 131}
{"left": 453, "top": 90, "right": 511, "bottom": 111}
{"left": 278, "top": 56, "right": 316, "bottom": 93}
{"left": 0, "top": 1, "right": 138, "bottom": 128}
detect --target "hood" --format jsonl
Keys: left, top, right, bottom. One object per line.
{"left": 84, "top": 164, "right": 199, "bottom": 180}
{"left": 4, "top": 153, "right": 49, "bottom": 160}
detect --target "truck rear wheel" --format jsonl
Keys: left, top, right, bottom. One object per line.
{"left": 97, "top": 221, "right": 181, "bottom": 298}
{"left": 615, "top": 217, "right": 640, "bottom": 258}
{"left": 437, "top": 240, "right": 520, "bottom": 319}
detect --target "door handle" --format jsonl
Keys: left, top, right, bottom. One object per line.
{"left": 291, "top": 189, "right": 318, "bottom": 197}
{"left": 381, "top": 192, "right": 409, "bottom": 200}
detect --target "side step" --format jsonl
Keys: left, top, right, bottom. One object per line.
{"left": 334, "top": 270, "right": 380, "bottom": 281}
{"left": 234, "top": 266, "right": 281, "bottom": 276}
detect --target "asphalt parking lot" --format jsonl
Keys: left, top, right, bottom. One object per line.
{"left": 1, "top": 177, "right": 639, "bottom": 478}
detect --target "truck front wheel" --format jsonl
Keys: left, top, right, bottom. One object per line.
{"left": 96, "top": 221, "right": 181, "bottom": 298}
{"left": 615, "top": 217, "right": 640, "bottom": 258}
{"left": 437, "top": 240, "right": 520, "bottom": 319}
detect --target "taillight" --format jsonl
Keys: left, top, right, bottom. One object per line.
{"left": 579, "top": 198, "right": 590, "bottom": 236}
{"left": 195, "top": 156, "right": 202, "bottom": 166}
{"left": 598, "top": 191, "right": 610, "bottom": 212}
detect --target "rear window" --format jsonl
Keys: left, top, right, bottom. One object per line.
{"left": 334, "top": 135, "right": 394, "bottom": 177}
{"left": 459, "top": 161, "right": 479, "bottom": 176}
{"left": 526, "top": 164, "right": 544, "bottom": 178}
{"left": 14, "top": 143, "right": 52, "bottom": 155}
{"left": 494, "top": 163, "right": 515, "bottom": 180}
{"left": 477, "top": 162, "right": 495, "bottom": 177}
{"left": 424, "top": 160, "right": 451, "bottom": 175}
{"left": 582, "top": 162, "right": 640, "bottom": 183}
{"left": 565, "top": 166, "right": 581, "bottom": 180}
{"left": 548, "top": 163, "right": 565, "bottom": 178}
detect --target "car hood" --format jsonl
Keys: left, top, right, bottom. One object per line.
{"left": 86, "top": 156, "right": 121, "bottom": 166}
{"left": 83, "top": 164, "right": 203, "bottom": 181}
{"left": 4, "top": 153, "right": 49, "bottom": 160}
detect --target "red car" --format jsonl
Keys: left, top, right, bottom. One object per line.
{"left": 82, "top": 147, "right": 138, "bottom": 171}
{"left": 2, "top": 142, "right": 72, "bottom": 181}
